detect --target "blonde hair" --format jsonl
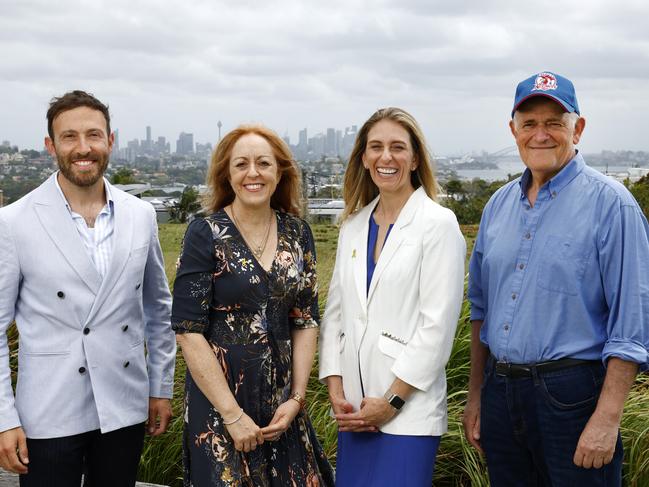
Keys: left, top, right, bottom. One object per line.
{"left": 341, "top": 107, "right": 438, "bottom": 221}
{"left": 203, "top": 124, "right": 303, "bottom": 216}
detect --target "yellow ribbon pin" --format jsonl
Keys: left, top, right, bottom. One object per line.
{"left": 352, "top": 249, "right": 356, "bottom": 258}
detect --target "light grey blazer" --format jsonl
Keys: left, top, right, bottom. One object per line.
{"left": 0, "top": 174, "right": 175, "bottom": 438}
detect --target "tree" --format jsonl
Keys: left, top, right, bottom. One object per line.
{"left": 110, "top": 167, "right": 137, "bottom": 185}
{"left": 631, "top": 175, "right": 649, "bottom": 220}
{"left": 445, "top": 179, "right": 465, "bottom": 199}
{"left": 167, "top": 186, "right": 203, "bottom": 223}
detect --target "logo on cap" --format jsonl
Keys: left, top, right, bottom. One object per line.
{"left": 532, "top": 72, "right": 558, "bottom": 92}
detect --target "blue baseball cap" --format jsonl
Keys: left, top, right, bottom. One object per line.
{"left": 511, "top": 71, "right": 580, "bottom": 118}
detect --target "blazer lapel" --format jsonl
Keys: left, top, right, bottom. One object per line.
{"left": 86, "top": 191, "right": 133, "bottom": 324}
{"left": 349, "top": 197, "right": 379, "bottom": 313}
{"left": 367, "top": 188, "right": 424, "bottom": 303}
{"left": 33, "top": 176, "right": 102, "bottom": 295}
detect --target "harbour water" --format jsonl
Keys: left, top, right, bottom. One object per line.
{"left": 451, "top": 160, "right": 634, "bottom": 182}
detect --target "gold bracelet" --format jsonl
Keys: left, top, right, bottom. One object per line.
{"left": 222, "top": 408, "right": 244, "bottom": 425}
{"left": 289, "top": 392, "right": 306, "bottom": 409}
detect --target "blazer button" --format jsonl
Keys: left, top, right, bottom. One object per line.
{"left": 135, "top": 283, "right": 141, "bottom": 290}
{"left": 57, "top": 291, "right": 65, "bottom": 299}
{"left": 123, "top": 361, "right": 130, "bottom": 368}
{"left": 78, "top": 367, "right": 86, "bottom": 374}
{"left": 122, "top": 325, "right": 129, "bottom": 332}
{"left": 83, "top": 327, "right": 90, "bottom": 335}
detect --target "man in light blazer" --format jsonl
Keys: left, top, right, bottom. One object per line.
{"left": 0, "top": 90, "right": 176, "bottom": 486}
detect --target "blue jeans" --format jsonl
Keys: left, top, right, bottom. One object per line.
{"left": 480, "top": 358, "right": 623, "bottom": 486}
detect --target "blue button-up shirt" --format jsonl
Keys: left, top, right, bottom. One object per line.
{"left": 468, "top": 153, "right": 649, "bottom": 366}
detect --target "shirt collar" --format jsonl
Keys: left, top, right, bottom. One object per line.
{"left": 53, "top": 171, "right": 114, "bottom": 214}
{"left": 518, "top": 151, "right": 585, "bottom": 200}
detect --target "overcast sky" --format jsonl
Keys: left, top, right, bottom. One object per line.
{"left": 1, "top": 0, "right": 648, "bottom": 155}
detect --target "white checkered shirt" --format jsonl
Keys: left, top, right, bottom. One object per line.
{"left": 54, "top": 174, "right": 115, "bottom": 278}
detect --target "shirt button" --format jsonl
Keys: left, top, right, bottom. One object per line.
{"left": 83, "top": 327, "right": 90, "bottom": 335}
{"left": 57, "top": 291, "right": 65, "bottom": 299}
{"left": 78, "top": 367, "right": 86, "bottom": 374}
{"left": 511, "top": 293, "right": 517, "bottom": 300}
{"left": 504, "top": 324, "right": 510, "bottom": 331}
{"left": 525, "top": 233, "right": 531, "bottom": 240}
{"left": 135, "top": 283, "right": 141, "bottom": 290}
{"left": 122, "top": 325, "right": 129, "bottom": 332}
{"left": 123, "top": 361, "right": 130, "bottom": 368}
{"left": 519, "top": 263, "right": 525, "bottom": 270}
{"left": 552, "top": 191, "right": 557, "bottom": 198}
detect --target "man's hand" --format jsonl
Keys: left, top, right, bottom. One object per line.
{"left": 462, "top": 396, "right": 483, "bottom": 453}
{"left": 147, "top": 397, "right": 172, "bottom": 436}
{"left": 260, "top": 400, "right": 301, "bottom": 441}
{"left": 335, "top": 397, "right": 392, "bottom": 432}
{"left": 0, "top": 427, "right": 28, "bottom": 474}
{"left": 573, "top": 410, "right": 619, "bottom": 469}
{"left": 573, "top": 358, "right": 637, "bottom": 469}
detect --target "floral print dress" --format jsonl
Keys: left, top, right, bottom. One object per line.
{"left": 171, "top": 209, "right": 334, "bottom": 487}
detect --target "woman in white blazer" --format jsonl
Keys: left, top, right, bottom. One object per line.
{"left": 319, "top": 107, "right": 465, "bottom": 486}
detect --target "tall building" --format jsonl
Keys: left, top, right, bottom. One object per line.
{"left": 310, "top": 133, "right": 325, "bottom": 158}
{"left": 326, "top": 128, "right": 336, "bottom": 156}
{"left": 298, "top": 128, "right": 307, "bottom": 148}
{"left": 176, "top": 132, "right": 194, "bottom": 155}
{"left": 113, "top": 129, "right": 120, "bottom": 155}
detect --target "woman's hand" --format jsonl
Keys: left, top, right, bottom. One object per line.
{"left": 335, "top": 396, "right": 394, "bottom": 431}
{"left": 260, "top": 400, "right": 301, "bottom": 441}
{"left": 325, "top": 375, "right": 353, "bottom": 415}
{"left": 224, "top": 411, "right": 264, "bottom": 452}
{"left": 325, "top": 375, "right": 378, "bottom": 432}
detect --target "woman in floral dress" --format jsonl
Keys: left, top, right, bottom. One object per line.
{"left": 172, "top": 125, "right": 334, "bottom": 486}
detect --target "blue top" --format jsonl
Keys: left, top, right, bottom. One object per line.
{"left": 366, "top": 213, "right": 393, "bottom": 294}
{"left": 468, "top": 152, "right": 649, "bottom": 366}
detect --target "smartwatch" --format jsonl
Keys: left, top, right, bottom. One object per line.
{"left": 383, "top": 390, "right": 405, "bottom": 411}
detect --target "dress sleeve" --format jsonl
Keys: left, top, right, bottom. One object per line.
{"left": 289, "top": 219, "right": 320, "bottom": 330}
{"left": 171, "top": 218, "right": 216, "bottom": 334}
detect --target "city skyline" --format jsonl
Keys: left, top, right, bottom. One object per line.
{"left": 2, "top": 1, "right": 649, "bottom": 154}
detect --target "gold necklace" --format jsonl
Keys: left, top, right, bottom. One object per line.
{"left": 231, "top": 205, "right": 273, "bottom": 259}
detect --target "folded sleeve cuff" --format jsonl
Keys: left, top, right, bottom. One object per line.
{"left": 602, "top": 339, "right": 648, "bottom": 370}
{"left": 469, "top": 307, "right": 485, "bottom": 321}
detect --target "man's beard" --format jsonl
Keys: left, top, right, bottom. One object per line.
{"left": 57, "top": 151, "right": 109, "bottom": 187}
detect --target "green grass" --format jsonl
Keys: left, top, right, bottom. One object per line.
{"left": 6, "top": 222, "right": 649, "bottom": 485}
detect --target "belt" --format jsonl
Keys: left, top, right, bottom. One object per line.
{"left": 493, "top": 357, "right": 599, "bottom": 378}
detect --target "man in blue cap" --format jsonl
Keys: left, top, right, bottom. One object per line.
{"left": 463, "top": 71, "right": 649, "bottom": 485}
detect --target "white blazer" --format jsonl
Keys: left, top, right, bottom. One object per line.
{"left": 0, "top": 174, "right": 176, "bottom": 438}
{"left": 319, "top": 187, "right": 465, "bottom": 435}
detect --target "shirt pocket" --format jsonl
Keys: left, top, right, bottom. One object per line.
{"left": 536, "top": 235, "right": 590, "bottom": 296}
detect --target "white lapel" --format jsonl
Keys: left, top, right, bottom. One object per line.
{"left": 33, "top": 175, "right": 102, "bottom": 295}
{"left": 85, "top": 184, "right": 133, "bottom": 324}
{"left": 348, "top": 197, "right": 379, "bottom": 313}
{"left": 367, "top": 187, "right": 424, "bottom": 303}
